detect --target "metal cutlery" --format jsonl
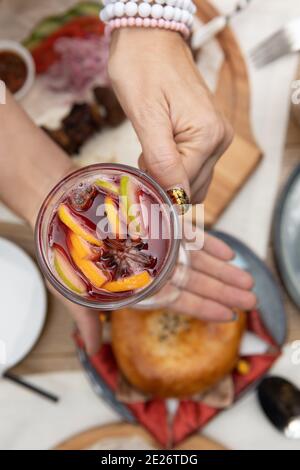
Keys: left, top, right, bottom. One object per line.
{"left": 250, "top": 17, "right": 300, "bottom": 68}
{"left": 3, "top": 371, "right": 59, "bottom": 403}
{"left": 258, "top": 376, "right": 300, "bottom": 439}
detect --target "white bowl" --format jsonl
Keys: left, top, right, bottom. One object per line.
{"left": 0, "top": 39, "right": 35, "bottom": 101}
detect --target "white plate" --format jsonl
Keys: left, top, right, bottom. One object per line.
{"left": 0, "top": 237, "right": 46, "bottom": 372}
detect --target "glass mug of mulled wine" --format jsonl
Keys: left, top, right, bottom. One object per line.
{"left": 35, "top": 164, "right": 192, "bottom": 310}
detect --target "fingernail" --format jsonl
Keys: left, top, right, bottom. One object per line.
{"left": 231, "top": 311, "right": 238, "bottom": 321}
{"left": 222, "top": 311, "right": 238, "bottom": 323}
{"left": 167, "top": 186, "right": 190, "bottom": 215}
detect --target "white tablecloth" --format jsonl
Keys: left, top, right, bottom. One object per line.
{"left": 0, "top": 344, "right": 299, "bottom": 450}
{"left": 0, "top": 0, "right": 300, "bottom": 451}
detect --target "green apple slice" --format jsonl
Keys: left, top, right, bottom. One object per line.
{"left": 105, "top": 195, "right": 126, "bottom": 238}
{"left": 95, "top": 178, "right": 119, "bottom": 195}
{"left": 53, "top": 247, "right": 87, "bottom": 294}
{"left": 119, "top": 175, "right": 144, "bottom": 239}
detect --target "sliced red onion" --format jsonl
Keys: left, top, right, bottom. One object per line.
{"left": 45, "top": 36, "right": 110, "bottom": 94}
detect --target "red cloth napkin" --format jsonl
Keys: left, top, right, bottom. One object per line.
{"left": 75, "top": 310, "right": 280, "bottom": 447}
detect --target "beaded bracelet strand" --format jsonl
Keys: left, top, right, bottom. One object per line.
{"left": 100, "top": 0, "right": 196, "bottom": 38}
{"left": 106, "top": 16, "right": 190, "bottom": 38}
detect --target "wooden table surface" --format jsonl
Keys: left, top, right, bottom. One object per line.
{"left": 10, "top": 70, "right": 300, "bottom": 376}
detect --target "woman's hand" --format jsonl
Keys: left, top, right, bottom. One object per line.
{"left": 109, "top": 29, "right": 233, "bottom": 202}
{"left": 171, "top": 233, "right": 256, "bottom": 321}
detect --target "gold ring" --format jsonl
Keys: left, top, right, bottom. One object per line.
{"left": 167, "top": 187, "right": 190, "bottom": 215}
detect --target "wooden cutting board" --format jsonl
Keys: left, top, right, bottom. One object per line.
{"left": 55, "top": 423, "right": 227, "bottom": 450}
{"left": 196, "top": 0, "right": 262, "bottom": 226}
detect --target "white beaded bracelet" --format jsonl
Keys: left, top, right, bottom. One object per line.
{"left": 101, "top": 2, "right": 194, "bottom": 26}
{"left": 104, "top": 0, "right": 196, "bottom": 10}
{"left": 100, "top": 0, "right": 196, "bottom": 38}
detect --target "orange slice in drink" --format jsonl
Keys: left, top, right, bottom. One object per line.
{"left": 69, "top": 244, "right": 107, "bottom": 289}
{"left": 58, "top": 203, "right": 102, "bottom": 246}
{"left": 68, "top": 231, "right": 99, "bottom": 260}
{"left": 104, "top": 271, "right": 152, "bottom": 292}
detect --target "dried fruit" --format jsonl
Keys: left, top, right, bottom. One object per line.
{"left": 68, "top": 183, "right": 97, "bottom": 211}
{"left": 236, "top": 359, "right": 251, "bottom": 375}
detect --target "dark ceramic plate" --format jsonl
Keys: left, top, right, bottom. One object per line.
{"left": 273, "top": 164, "right": 300, "bottom": 310}
{"left": 77, "top": 230, "right": 286, "bottom": 421}
{"left": 210, "top": 230, "right": 287, "bottom": 346}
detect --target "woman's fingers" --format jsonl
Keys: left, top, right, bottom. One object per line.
{"left": 172, "top": 291, "right": 235, "bottom": 322}
{"left": 172, "top": 232, "right": 256, "bottom": 320}
{"left": 202, "top": 232, "right": 235, "bottom": 260}
{"left": 69, "top": 304, "right": 103, "bottom": 356}
{"left": 191, "top": 249, "right": 254, "bottom": 290}
{"left": 180, "top": 268, "right": 256, "bottom": 311}
{"left": 134, "top": 106, "right": 191, "bottom": 197}
{"left": 47, "top": 280, "right": 103, "bottom": 356}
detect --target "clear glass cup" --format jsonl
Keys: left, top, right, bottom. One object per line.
{"left": 35, "top": 163, "right": 189, "bottom": 310}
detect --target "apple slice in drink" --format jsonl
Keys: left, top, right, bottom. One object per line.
{"left": 105, "top": 195, "right": 126, "bottom": 239}
{"left": 95, "top": 179, "right": 119, "bottom": 195}
{"left": 69, "top": 243, "right": 108, "bottom": 289}
{"left": 104, "top": 270, "right": 152, "bottom": 292}
{"left": 58, "top": 203, "right": 102, "bottom": 246}
{"left": 119, "top": 176, "right": 146, "bottom": 239}
{"left": 53, "top": 247, "right": 87, "bottom": 294}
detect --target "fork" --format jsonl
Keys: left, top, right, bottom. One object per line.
{"left": 250, "top": 17, "right": 300, "bottom": 68}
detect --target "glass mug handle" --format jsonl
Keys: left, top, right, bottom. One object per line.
{"left": 135, "top": 244, "right": 190, "bottom": 310}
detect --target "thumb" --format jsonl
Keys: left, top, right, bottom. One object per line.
{"left": 136, "top": 120, "right": 190, "bottom": 198}
{"left": 70, "top": 306, "right": 103, "bottom": 356}
{"left": 46, "top": 280, "right": 103, "bottom": 356}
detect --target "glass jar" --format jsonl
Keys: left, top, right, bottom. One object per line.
{"left": 35, "top": 163, "right": 189, "bottom": 310}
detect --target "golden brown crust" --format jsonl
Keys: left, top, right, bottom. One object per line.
{"left": 111, "top": 308, "right": 246, "bottom": 398}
